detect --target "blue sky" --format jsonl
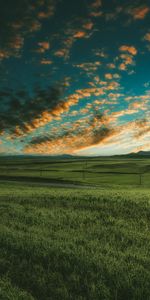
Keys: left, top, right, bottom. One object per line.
{"left": 0, "top": 0, "right": 149, "bottom": 155}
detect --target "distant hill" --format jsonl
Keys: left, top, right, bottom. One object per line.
{"left": 128, "top": 151, "right": 150, "bottom": 157}
{"left": 0, "top": 151, "right": 149, "bottom": 159}
{"left": 135, "top": 151, "right": 150, "bottom": 156}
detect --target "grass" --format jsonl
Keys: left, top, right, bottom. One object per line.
{"left": 0, "top": 156, "right": 150, "bottom": 186}
{"left": 0, "top": 181, "right": 150, "bottom": 299}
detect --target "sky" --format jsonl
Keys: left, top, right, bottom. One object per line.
{"left": 0, "top": 0, "right": 150, "bottom": 156}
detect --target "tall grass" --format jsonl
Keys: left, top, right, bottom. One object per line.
{"left": 0, "top": 183, "right": 150, "bottom": 299}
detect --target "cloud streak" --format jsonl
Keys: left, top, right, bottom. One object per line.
{"left": 24, "top": 110, "right": 114, "bottom": 154}
{"left": 0, "top": 84, "right": 78, "bottom": 137}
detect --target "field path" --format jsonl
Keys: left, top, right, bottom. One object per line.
{"left": 0, "top": 176, "right": 96, "bottom": 189}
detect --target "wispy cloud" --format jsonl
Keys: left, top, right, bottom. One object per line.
{"left": 0, "top": 84, "right": 77, "bottom": 137}
{"left": 24, "top": 110, "right": 113, "bottom": 154}
{"left": 127, "top": 5, "right": 150, "bottom": 20}
{"left": 0, "top": 0, "right": 56, "bottom": 60}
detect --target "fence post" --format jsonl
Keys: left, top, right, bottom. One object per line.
{"left": 139, "top": 172, "right": 142, "bottom": 185}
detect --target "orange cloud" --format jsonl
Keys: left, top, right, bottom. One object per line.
{"left": 128, "top": 5, "right": 150, "bottom": 20}
{"left": 38, "top": 10, "right": 53, "bottom": 19}
{"left": 0, "top": 49, "right": 9, "bottom": 60}
{"left": 11, "top": 35, "right": 24, "bottom": 50}
{"left": 83, "top": 22, "right": 94, "bottom": 30}
{"left": 52, "top": 15, "right": 94, "bottom": 61}
{"left": 104, "top": 81, "right": 120, "bottom": 91}
{"left": 75, "top": 87, "right": 105, "bottom": 98}
{"left": 23, "top": 106, "right": 149, "bottom": 155}
{"left": 119, "top": 45, "right": 137, "bottom": 55}
{"left": 105, "top": 73, "right": 113, "bottom": 79}
{"left": 89, "top": 0, "right": 102, "bottom": 17}
{"left": 118, "top": 50, "right": 136, "bottom": 72}
{"left": 133, "top": 143, "right": 150, "bottom": 152}
{"left": 0, "top": 35, "right": 24, "bottom": 60}
{"left": 37, "top": 41, "right": 50, "bottom": 53}
{"left": 107, "top": 63, "right": 116, "bottom": 69}
{"left": 24, "top": 112, "right": 113, "bottom": 155}
{"left": 74, "top": 61, "right": 101, "bottom": 73}
{"left": 40, "top": 59, "right": 53, "bottom": 65}
{"left": 144, "top": 32, "right": 150, "bottom": 42}
{"left": 120, "top": 54, "right": 133, "bottom": 64}
{"left": 37, "top": 3, "right": 55, "bottom": 19}
{"left": 104, "top": 73, "right": 120, "bottom": 81}
{"left": 54, "top": 49, "right": 67, "bottom": 57}
{"left": 29, "top": 20, "right": 41, "bottom": 32}
{"left": 90, "top": 11, "right": 103, "bottom": 17}
{"left": 73, "top": 31, "right": 86, "bottom": 38}
{"left": 134, "top": 125, "right": 150, "bottom": 139}
{"left": 24, "top": 116, "right": 150, "bottom": 156}
{"left": 119, "top": 63, "right": 127, "bottom": 71}
{"left": 125, "top": 94, "right": 150, "bottom": 102}
{"left": 11, "top": 90, "right": 82, "bottom": 137}
{"left": 0, "top": 1, "right": 57, "bottom": 61}
{"left": 91, "top": 0, "right": 102, "bottom": 8}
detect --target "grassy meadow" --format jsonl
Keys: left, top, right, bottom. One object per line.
{"left": 0, "top": 156, "right": 150, "bottom": 186}
{"left": 0, "top": 156, "right": 150, "bottom": 299}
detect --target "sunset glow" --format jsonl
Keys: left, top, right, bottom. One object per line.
{"left": 0, "top": 0, "right": 150, "bottom": 155}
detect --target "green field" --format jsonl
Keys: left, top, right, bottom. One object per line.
{"left": 0, "top": 156, "right": 150, "bottom": 186}
{"left": 0, "top": 157, "right": 150, "bottom": 299}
